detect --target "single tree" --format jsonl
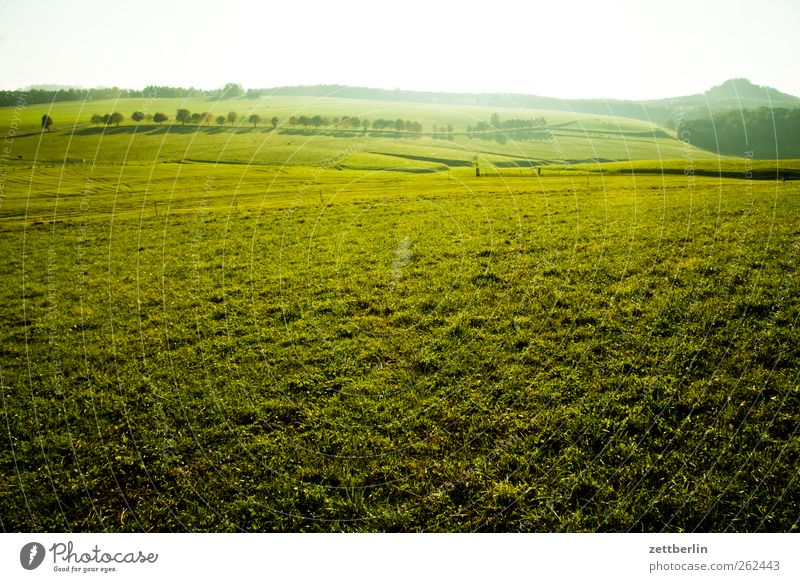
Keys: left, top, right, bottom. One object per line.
{"left": 176, "top": 109, "right": 192, "bottom": 125}
{"left": 311, "top": 115, "right": 323, "bottom": 128}
{"left": 289, "top": 116, "right": 298, "bottom": 127}
{"left": 491, "top": 113, "right": 501, "bottom": 129}
{"left": 248, "top": 114, "right": 261, "bottom": 127}
{"left": 216, "top": 115, "right": 226, "bottom": 125}
{"left": 227, "top": 111, "right": 238, "bottom": 125}
{"left": 394, "top": 118, "right": 405, "bottom": 132}
{"left": 153, "top": 112, "right": 168, "bottom": 124}
{"left": 91, "top": 114, "right": 103, "bottom": 126}
{"left": 270, "top": 116, "right": 278, "bottom": 129}
{"left": 221, "top": 82, "right": 244, "bottom": 99}
{"left": 362, "top": 118, "right": 369, "bottom": 132}
{"left": 132, "top": 111, "right": 145, "bottom": 123}
{"left": 41, "top": 114, "right": 53, "bottom": 131}
{"left": 191, "top": 112, "right": 202, "bottom": 124}
{"left": 200, "top": 112, "right": 213, "bottom": 125}
{"left": 108, "top": 112, "right": 124, "bottom": 127}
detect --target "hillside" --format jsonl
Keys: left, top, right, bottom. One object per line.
{"left": 1, "top": 83, "right": 798, "bottom": 534}
{"left": 648, "top": 78, "right": 800, "bottom": 120}
{"left": 3, "top": 79, "right": 797, "bottom": 128}
{"left": 0, "top": 95, "right": 712, "bottom": 170}
{"left": 262, "top": 78, "right": 800, "bottom": 125}
{"left": 680, "top": 107, "right": 800, "bottom": 158}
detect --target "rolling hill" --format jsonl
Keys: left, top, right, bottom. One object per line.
{"left": 261, "top": 78, "right": 800, "bottom": 125}
{"left": 2, "top": 78, "right": 798, "bottom": 168}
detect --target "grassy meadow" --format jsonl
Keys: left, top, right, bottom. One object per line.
{"left": 0, "top": 96, "right": 798, "bottom": 532}
{"left": 1, "top": 95, "right": 706, "bottom": 169}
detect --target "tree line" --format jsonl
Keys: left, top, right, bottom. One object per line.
{"left": 286, "top": 116, "right": 423, "bottom": 133}
{"left": 680, "top": 107, "right": 800, "bottom": 158}
{"left": 0, "top": 83, "right": 263, "bottom": 107}
{"left": 0, "top": 87, "right": 142, "bottom": 107}
{"left": 86, "top": 109, "right": 425, "bottom": 132}
{"left": 82, "top": 109, "right": 551, "bottom": 136}
{"left": 174, "top": 109, "right": 278, "bottom": 128}
{"left": 467, "top": 114, "right": 547, "bottom": 134}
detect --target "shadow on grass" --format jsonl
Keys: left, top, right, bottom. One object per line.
{"left": 367, "top": 151, "right": 472, "bottom": 167}
{"left": 614, "top": 167, "right": 800, "bottom": 180}
{"left": 279, "top": 128, "right": 369, "bottom": 138}
{"left": 70, "top": 124, "right": 277, "bottom": 136}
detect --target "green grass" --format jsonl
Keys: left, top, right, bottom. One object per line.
{"left": 1, "top": 95, "right": 714, "bottom": 171}
{"left": 1, "top": 99, "right": 798, "bottom": 532}
{"left": 1, "top": 95, "right": 664, "bottom": 133}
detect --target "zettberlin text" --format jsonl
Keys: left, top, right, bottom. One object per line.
{"left": 649, "top": 544, "right": 708, "bottom": 554}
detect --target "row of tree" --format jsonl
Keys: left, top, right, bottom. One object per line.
{"left": 91, "top": 111, "right": 172, "bottom": 126}
{"left": 90, "top": 112, "right": 126, "bottom": 126}
{"left": 80, "top": 109, "right": 549, "bottom": 136}
{"left": 467, "top": 114, "right": 547, "bottom": 133}
{"left": 1, "top": 87, "right": 143, "bottom": 107}
{"left": 174, "top": 109, "right": 277, "bottom": 127}
{"left": 284, "top": 116, "right": 424, "bottom": 132}
{"left": 287, "top": 115, "right": 369, "bottom": 130}
{"left": 88, "top": 110, "right": 267, "bottom": 127}
{"left": 0, "top": 84, "right": 265, "bottom": 107}
{"left": 370, "top": 118, "right": 423, "bottom": 133}
{"left": 87, "top": 109, "right": 427, "bottom": 132}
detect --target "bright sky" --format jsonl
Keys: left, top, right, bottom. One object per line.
{"left": 0, "top": 0, "right": 798, "bottom": 100}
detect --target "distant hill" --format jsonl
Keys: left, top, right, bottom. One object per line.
{"left": 24, "top": 84, "right": 84, "bottom": 91}
{"left": 259, "top": 80, "right": 800, "bottom": 158}
{"left": 647, "top": 78, "right": 800, "bottom": 121}
{"left": 262, "top": 79, "right": 800, "bottom": 126}
{"left": 704, "top": 78, "right": 798, "bottom": 102}
{"left": 3, "top": 79, "right": 798, "bottom": 131}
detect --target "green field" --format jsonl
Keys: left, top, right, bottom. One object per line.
{"left": 1, "top": 96, "right": 798, "bottom": 532}
{"left": 1, "top": 94, "right": 667, "bottom": 132}
{"left": 1, "top": 95, "right": 713, "bottom": 169}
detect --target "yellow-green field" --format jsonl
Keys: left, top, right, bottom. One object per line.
{"left": 1, "top": 96, "right": 798, "bottom": 532}
{"left": 1, "top": 95, "right": 710, "bottom": 170}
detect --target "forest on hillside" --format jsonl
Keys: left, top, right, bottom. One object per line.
{"left": 680, "top": 107, "right": 800, "bottom": 158}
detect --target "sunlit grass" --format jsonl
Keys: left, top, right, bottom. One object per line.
{"left": 1, "top": 156, "right": 797, "bottom": 531}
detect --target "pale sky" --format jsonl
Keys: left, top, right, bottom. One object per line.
{"left": 0, "top": 0, "right": 798, "bottom": 100}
